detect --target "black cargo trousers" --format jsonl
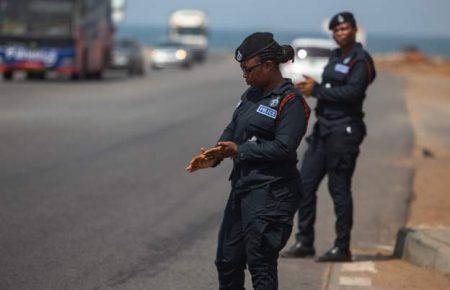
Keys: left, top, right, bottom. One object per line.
{"left": 295, "top": 121, "right": 365, "bottom": 250}
{"left": 216, "top": 178, "right": 300, "bottom": 290}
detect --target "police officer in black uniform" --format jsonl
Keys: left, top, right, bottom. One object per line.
{"left": 281, "top": 12, "right": 376, "bottom": 262}
{"left": 186, "top": 32, "right": 310, "bottom": 289}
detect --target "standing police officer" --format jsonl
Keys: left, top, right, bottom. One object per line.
{"left": 281, "top": 12, "right": 376, "bottom": 262}
{"left": 187, "top": 32, "right": 310, "bottom": 289}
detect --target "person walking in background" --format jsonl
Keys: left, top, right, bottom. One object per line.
{"left": 282, "top": 12, "right": 376, "bottom": 262}
{"left": 186, "top": 32, "right": 310, "bottom": 289}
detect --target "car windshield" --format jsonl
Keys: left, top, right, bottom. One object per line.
{"left": 157, "top": 42, "right": 183, "bottom": 48}
{"left": 0, "top": 0, "right": 73, "bottom": 37}
{"left": 295, "top": 47, "right": 332, "bottom": 59}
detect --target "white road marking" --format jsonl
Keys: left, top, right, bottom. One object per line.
{"left": 376, "top": 244, "right": 394, "bottom": 252}
{"left": 339, "top": 276, "right": 372, "bottom": 287}
{"left": 342, "top": 261, "right": 378, "bottom": 273}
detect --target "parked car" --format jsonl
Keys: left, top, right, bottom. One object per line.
{"left": 281, "top": 38, "right": 336, "bottom": 83}
{"left": 150, "top": 41, "right": 193, "bottom": 69}
{"left": 110, "top": 37, "right": 145, "bottom": 76}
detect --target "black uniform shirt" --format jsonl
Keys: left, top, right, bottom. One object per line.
{"left": 218, "top": 79, "right": 309, "bottom": 192}
{"left": 312, "top": 43, "right": 376, "bottom": 131}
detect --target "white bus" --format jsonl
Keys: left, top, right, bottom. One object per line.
{"left": 168, "top": 9, "right": 208, "bottom": 62}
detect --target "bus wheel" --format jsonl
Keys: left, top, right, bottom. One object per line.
{"left": 3, "top": 71, "right": 13, "bottom": 80}
{"left": 137, "top": 66, "right": 145, "bottom": 76}
{"left": 27, "top": 72, "right": 46, "bottom": 80}
{"left": 127, "top": 68, "right": 135, "bottom": 77}
{"left": 93, "top": 71, "right": 103, "bottom": 79}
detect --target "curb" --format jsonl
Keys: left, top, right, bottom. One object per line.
{"left": 394, "top": 227, "right": 450, "bottom": 274}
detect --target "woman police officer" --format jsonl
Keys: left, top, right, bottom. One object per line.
{"left": 282, "top": 12, "right": 376, "bottom": 262}
{"left": 186, "top": 32, "right": 310, "bottom": 289}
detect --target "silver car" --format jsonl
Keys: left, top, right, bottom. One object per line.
{"left": 111, "top": 38, "right": 145, "bottom": 76}
{"left": 150, "top": 41, "right": 193, "bottom": 69}
{"left": 281, "top": 38, "right": 336, "bottom": 83}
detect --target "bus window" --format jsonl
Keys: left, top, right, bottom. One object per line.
{"left": 0, "top": 0, "right": 73, "bottom": 37}
{"left": 28, "top": 0, "right": 73, "bottom": 36}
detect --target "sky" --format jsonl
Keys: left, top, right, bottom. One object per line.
{"left": 121, "top": 0, "right": 450, "bottom": 38}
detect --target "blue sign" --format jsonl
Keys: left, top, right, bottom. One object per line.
{"left": 256, "top": 105, "right": 277, "bottom": 119}
{"left": 0, "top": 46, "right": 76, "bottom": 69}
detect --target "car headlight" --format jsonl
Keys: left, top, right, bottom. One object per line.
{"left": 113, "top": 52, "right": 129, "bottom": 64}
{"left": 297, "top": 49, "right": 307, "bottom": 59}
{"left": 175, "top": 49, "right": 187, "bottom": 60}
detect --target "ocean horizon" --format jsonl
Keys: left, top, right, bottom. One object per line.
{"left": 118, "top": 25, "right": 450, "bottom": 57}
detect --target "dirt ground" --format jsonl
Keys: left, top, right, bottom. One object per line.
{"left": 377, "top": 54, "right": 450, "bottom": 228}
{"left": 371, "top": 259, "right": 450, "bottom": 290}
{"left": 370, "top": 53, "right": 450, "bottom": 288}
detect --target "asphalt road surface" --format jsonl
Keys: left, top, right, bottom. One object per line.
{"left": 0, "top": 56, "right": 412, "bottom": 290}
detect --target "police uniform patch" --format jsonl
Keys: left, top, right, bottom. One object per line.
{"left": 256, "top": 105, "right": 277, "bottom": 119}
{"left": 335, "top": 63, "right": 350, "bottom": 74}
{"left": 249, "top": 136, "right": 258, "bottom": 142}
{"left": 269, "top": 97, "right": 280, "bottom": 108}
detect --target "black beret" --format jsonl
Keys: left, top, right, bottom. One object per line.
{"left": 235, "top": 32, "right": 275, "bottom": 62}
{"left": 329, "top": 11, "right": 356, "bottom": 30}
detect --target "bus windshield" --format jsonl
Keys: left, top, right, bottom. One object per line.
{"left": 0, "top": 0, "right": 74, "bottom": 37}
{"left": 175, "top": 27, "right": 207, "bottom": 36}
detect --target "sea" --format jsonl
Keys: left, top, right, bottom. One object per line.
{"left": 118, "top": 25, "right": 450, "bottom": 58}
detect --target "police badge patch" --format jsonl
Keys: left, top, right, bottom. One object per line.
{"left": 335, "top": 63, "right": 350, "bottom": 74}
{"left": 256, "top": 105, "right": 277, "bottom": 119}
{"left": 269, "top": 97, "right": 280, "bottom": 108}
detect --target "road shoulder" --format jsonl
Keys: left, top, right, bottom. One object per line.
{"left": 383, "top": 55, "right": 450, "bottom": 275}
{"left": 374, "top": 55, "right": 450, "bottom": 288}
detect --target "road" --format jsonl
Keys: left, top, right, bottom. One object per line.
{"left": 0, "top": 56, "right": 413, "bottom": 290}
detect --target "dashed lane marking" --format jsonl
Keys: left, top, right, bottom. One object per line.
{"left": 375, "top": 244, "right": 394, "bottom": 252}
{"left": 338, "top": 276, "right": 372, "bottom": 287}
{"left": 341, "top": 261, "right": 378, "bottom": 273}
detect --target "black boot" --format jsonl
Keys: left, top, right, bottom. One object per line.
{"left": 316, "top": 246, "right": 352, "bottom": 262}
{"left": 280, "top": 242, "right": 315, "bottom": 258}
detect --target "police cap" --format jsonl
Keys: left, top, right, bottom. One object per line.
{"left": 329, "top": 11, "right": 356, "bottom": 30}
{"left": 235, "top": 32, "right": 275, "bottom": 62}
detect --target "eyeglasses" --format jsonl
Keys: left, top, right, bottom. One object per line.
{"left": 241, "top": 62, "right": 264, "bottom": 74}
